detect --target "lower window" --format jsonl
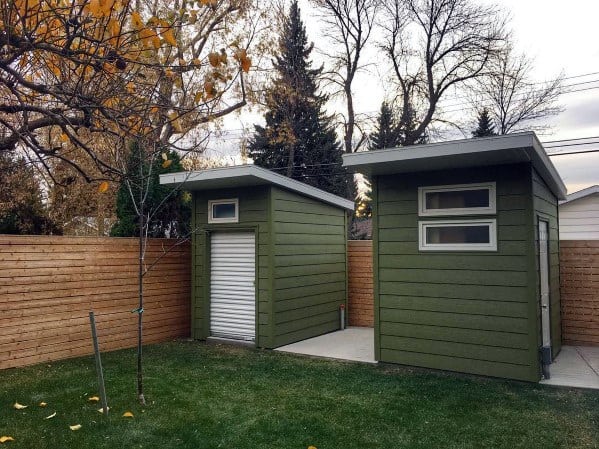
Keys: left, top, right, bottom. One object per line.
{"left": 419, "top": 219, "right": 497, "bottom": 251}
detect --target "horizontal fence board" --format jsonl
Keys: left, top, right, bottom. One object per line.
{"left": 560, "top": 240, "right": 599, "bottom": 346}
{"left": 0, "top": 235, "right": 191, "bottom": 370}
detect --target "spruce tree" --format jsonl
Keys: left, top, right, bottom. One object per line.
{"left": 248, "top": 0, "right": 347, "bottom": 198}
{"left": 370, "top": 102, "right": 400, "bottom": 150}
{"left": 472, "top": 108, "right": 497, "bottom": 137}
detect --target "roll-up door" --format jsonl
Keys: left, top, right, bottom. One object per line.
{"left": 210, "top": 232, "right": 256, "bottom": 341}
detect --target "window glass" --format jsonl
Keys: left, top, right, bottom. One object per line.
{"left": 212, "top": 202, "right": 236, "bottom": 219}
{"left": 425, "top": 189, "right": 489, "bottom": 210}
{"left": 425, "top": 224, "right": 490, "bottom": 244}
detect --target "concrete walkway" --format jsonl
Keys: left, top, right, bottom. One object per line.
{"left": 541, "top": 346, "right": 599, "bottom": 389}
{"left": 275, "top": 327, "right": 375, "bottom": 364}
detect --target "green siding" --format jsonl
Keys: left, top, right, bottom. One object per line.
{"left": 374, "top": 163, "right": 542, "bottom": 382}
{"left": 271, "top": 187, "right": 347, "bottom": 347}
{"left": 191, "top": 186, "right": 272, "bottom": 347}
{"left": 532, "top": 169, "right": 562, "bottom": 357}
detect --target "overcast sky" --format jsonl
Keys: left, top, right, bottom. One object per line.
{"left": 219, "top": 0, "right": 599, "bottom": 194}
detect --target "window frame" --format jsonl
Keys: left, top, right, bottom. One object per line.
{"left": 208, "top": 198, "right": 239, "bottom": 224}
{"left": 418, "top": 219, "right": 498, "bottom": 252}
{"left": 418, "top": 182, "right": 496, "bottom": 216}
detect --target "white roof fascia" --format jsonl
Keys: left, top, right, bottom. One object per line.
{"left": 342, "top": 132, "right": 567, "bottom": 200}
{"left": 560, "top": 185, "right": 599, "bottom": 205}
{"left": 159, "top": 164, "right": 355, "bottom": 211}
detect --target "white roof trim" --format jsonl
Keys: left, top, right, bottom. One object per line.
{"left": 159, "top": 164, "right": 354, "bottom": 211}
{"left": 560, "top": 185, "right": 599, "bottom": 204}
{"left": 342, "top": 132, "right": 567, "bottom": 200}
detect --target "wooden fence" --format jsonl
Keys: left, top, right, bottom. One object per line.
{"left": 0, "top": 236, "right": 191, "bottom": 370}
{"left": 347, "top": 240, "right": 374, "bottom": 327}
{"left": 560, "top": 240, "right": 599, "bottom": 346}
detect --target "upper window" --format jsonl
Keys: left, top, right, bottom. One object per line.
{"left": 418, "top": 182, "right": 496, "bottom": 216}
{"left": 208, "top": 199, "right": 239, "bottom": 223}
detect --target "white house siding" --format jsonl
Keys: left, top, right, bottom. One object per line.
{"left": 559, "top": 194, "right": 599, "bottom": 240}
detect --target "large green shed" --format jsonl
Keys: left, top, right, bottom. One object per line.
{"left": 160, "top": 165, "right": 354, "bottom": 348}
{"left": 343, "top": 132, "right": 567, "bottom": 382}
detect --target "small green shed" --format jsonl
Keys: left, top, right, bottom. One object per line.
{"left": 160, "top": 165, "right": 354, "bottom": 348}
{"left": 343, "top": 132, "right": 567, "bottom": 382}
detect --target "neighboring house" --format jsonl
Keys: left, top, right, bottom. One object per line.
{"left": 343, "top": 132, "right": 566, "bottom": 382}
{"left": 559, "top": 185, "right": 599, "bottom": 240}
{"left": 160, "top": 165, "right": 354, "bottom": 348}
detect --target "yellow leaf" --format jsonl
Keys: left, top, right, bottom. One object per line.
{"left": 0, "top": 436, "right": 15, "bottom": 443}
{"left": 130, "top": 11, "right": 143, "bottom": 30}
{"left": 161, "top": 152, "right": 168, "bottom": 161}
{"left": 122, "top": 411, "right": 134, "bottom": 418}
{"left": 39, "top": 402, "right": 47, "bottom": 407}
{"left": 189, "top": 10, "right": 197, "bottom": 24}
{"left": 88, "top": 396, "right": 100, "bottom": 402}
{"left": 126, "top": 82, "right": 135, "bottom": 93}
{"left": 208, "top": 52, "right": 220, "bottom": 67}
{"left": 308, "top": 446, "right": 318, "bottom": 449}
{"left": 44, "top": 411, "right": 57, "bottom": 420}
{"left": 69, "top": 424, "right": 82, "bottom": 431}
{"left": 162, "top": 28, "right": 177, "bottom": 46}
{"left": 13, "top": 402, "right": 27, "bottom": 410}
{"left": 151, "top": 36, "right": 162, "bottom": 49}
{"left": 241, "top": 56, "right": 251, "bottom": 73}
{"left": 194, "top": 91, "right": 203, "bottom": 103}
{"left": 97, "top": 182, "right": 109, "bottom": 194}
{"left": 162, "top": 159, "right": 172, "bottom": 169}
{"left": 60, "top": 133, "right": 69, "bottom": 142}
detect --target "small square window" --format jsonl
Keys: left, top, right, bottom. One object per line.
{"left": 419, "top": 183, "right": 496, "bottom": 216}
{"left": 208, "top": 199, "right": 238, "bottom": 223}
{"left": 419, "top": 219, "right": 497, "bottom": 251}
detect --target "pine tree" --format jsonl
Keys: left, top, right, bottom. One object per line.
{"left": 248, "top": 0, "right": 347, "bottom": 197}
{"left": 472, "top": 108, "right": 497, "bottom": 137}
{"left": 111, "top": 142, "right": 190, "bottom": 238}
{"left": 370, "top": 102, "right": 400, "bottom": 150}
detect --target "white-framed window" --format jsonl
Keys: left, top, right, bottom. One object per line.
{"left": 208, "top": 198, "right": 239, "bottom": 223}
{"left": 418, "top": 182, "right": 496, "bottom": 216}
{"left": 419, "top": 219, "right": 497, "bottom": 251}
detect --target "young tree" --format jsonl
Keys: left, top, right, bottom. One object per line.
{"left": 310, "top": 0, "right": 379, "bottom": 155}
{"left": 380, "top": 0, "right": 506, "bottom": 145}
{"left": 472, "top": 108, "right": 497, "bottom": 138}
{"left": 369, "top": 102, "right": 400, "bottom": 150}
{"left": 248, "top": 0, "right": 348, "bottom": 198}
{"left": 473, "top": 46, "right": 563, "bottom": 134}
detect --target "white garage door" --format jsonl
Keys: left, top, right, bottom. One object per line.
{"left": 210, "top": 232, "right": 256, "bottom": 341}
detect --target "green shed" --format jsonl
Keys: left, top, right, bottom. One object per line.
{"left": 160, "top": 165, "right": 354, "bottom": 348}
{"left": 343, "top": 132, "right": 567, "bottom": 382}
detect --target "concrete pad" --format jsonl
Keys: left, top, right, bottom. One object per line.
{"left": 540, "top": 346, "right": 599, "bottom": 390}
{"left": 275, "top": 327, "right": 375, "bottom": 364}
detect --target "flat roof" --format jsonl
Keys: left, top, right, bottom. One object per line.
{"left": 342, "top": 132, "right": 567, "bottom": 200}
{"left": 159, "top": 164, "right": 354, "bottom": 211}
{"left": 560, "top": 185, "right": 599, "bottom": 205}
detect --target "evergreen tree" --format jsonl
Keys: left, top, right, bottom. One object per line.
{"left": 370, "top": 102, "right": 400, "bottom": 150}
{"left": 248, "top": 0, "right": 347, "bottom": 198}
{"left": 472, "top": 108, "right": 497, "bottom": 137}
{"left": 111, "top": 142, "right": 190, "bottom": 238}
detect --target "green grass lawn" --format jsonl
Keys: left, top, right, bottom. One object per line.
{"left": 1, "top": 341, "right": 598, "bottom": 449}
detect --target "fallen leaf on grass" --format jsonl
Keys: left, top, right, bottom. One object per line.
{"left": 0, "top": 436, "right": 15, "bottom": 443}
{"left": 87, "top": 396, "right": 100, "bottom": 403}
{"left": 39, "top": 402, "right": 47, "bottom": 407}
{"left": 69, "top": 424, "right": 82, "bottom": 431}
{"left": 97, "top": 407, "right": 110, "bottom": 414}
{"left": 13, "top": 402, "right": 27, "bottom": 410}
{"left": 44, "top": 412, "right": 57, "bottom": 420}
{"left": 122, "top": 411, "right": 134, "bottom": 418}
{"left": 308, "top": 446, "right": 318, "bottom": 449}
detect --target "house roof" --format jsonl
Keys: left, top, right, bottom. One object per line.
{"left": 342, "top": 132, "right": 567, "bottom": 200}
{"left": 560, "top": 185, "right": 599, "bottom": 205}
{"left": 159, "top": 164, "right": 355, "bottom": 211}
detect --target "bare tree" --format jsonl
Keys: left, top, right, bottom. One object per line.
{"left": 311, "top": 0, "right": 379, "bottom": 154}
{"left": 380, "top": 0, "right": 507, "bottom": 145}
{"left": 472, "top": 46, "right": 563, "bottom": 134}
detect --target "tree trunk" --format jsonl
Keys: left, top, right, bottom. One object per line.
{"left": 137, "top": 193, "right": 145, "bottom": 405}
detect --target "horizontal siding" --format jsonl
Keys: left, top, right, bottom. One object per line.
{"left": 192, "top": 186, "right": 271, "bottom": 346}
{"left": 559, "top": 195, "right": 599, "bottom": 240}
{"left": 271, "top": 187, "right": 347, "bottom": 347}
{"left": 0, "top": 236, "right": 190, "bottom": 370}
{"left": 375, "top": 164, "right": 538, "bottom": 381}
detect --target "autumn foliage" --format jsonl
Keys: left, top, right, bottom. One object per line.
{"left": 0, "top": 0, "right": 253, "bottom": 182}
